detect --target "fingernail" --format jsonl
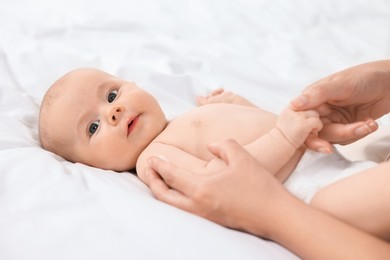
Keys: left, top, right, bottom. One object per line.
{"left": 355, "top": 125, "right": 370, "bottom": 136}
{"left": 318, "top": 147, "right": 330, "bottom": 154}
{"left": 291, "top": 95, "right": 308, "bottom": 108}
{"left": 368, "top": 121, "right": 377, "bottom": 130}
{"left": 157, "top": 155, "right": 168, "bottom": 162}
{"left": 207, "top": 142, "right": 218, "bottom": 148}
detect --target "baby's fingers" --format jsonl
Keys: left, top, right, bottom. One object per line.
{"left": 196, "top": 88, "right": 225, "bottom": 106}
{"left": 209, "top": 88, "right": 224, "bottom": 96}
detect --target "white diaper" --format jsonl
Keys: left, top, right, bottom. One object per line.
{"left": 283, "top": 149, "right": 377, "bottom": 203}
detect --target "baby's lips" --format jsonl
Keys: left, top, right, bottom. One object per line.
{"left": 127, "top": 115, "right": 140, "bottom": 136}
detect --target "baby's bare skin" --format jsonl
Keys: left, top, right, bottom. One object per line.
{"left": 39, "top": 68, "right": 321, "bottom": 186}
{"left": 136, "top": 89, "right": 319, "bottom": 185}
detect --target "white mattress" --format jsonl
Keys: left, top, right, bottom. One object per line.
{"left": 1, "top": 0, "right": 389, "bottom": 259}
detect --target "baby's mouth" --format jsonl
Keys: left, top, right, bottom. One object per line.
{"left": 127, "top": 115, "right": 140, "bottom": 136}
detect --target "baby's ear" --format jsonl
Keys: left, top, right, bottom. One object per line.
{"left": 304, "top": 134, "right": 333, "bottom": 154}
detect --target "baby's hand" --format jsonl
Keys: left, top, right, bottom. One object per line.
{"left": 276, "top": 106, "right": 323, "bottom": 149}
{"left": 196, "top": 88, "right": 256, "bottom": 107}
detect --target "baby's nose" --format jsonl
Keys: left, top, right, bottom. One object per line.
{"left": 108, "top": 105, "right": 124, "bottom": 126}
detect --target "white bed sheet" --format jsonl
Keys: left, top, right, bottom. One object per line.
{"left": 1, "top": 0, "right": 389, "bottom": 259}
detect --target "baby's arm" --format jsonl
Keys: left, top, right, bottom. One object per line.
{"left": 197, "top": 89, "right": 323, "bottom": 180}
{"left": 244, "top": 106, "right": 323, "bottom": 181}
{"left": 196, "top": 88, "right": 258, "bottom": 107}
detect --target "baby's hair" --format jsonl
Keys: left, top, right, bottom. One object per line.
{"left": 38, "top": 73, "right": 75, "bottom": 161}
{"left": 39, "top": 78, "right": 63, "bottom": 148}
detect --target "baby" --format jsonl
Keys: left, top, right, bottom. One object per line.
{"left": 39, "top": 68, "right": 376, "bottom": 204}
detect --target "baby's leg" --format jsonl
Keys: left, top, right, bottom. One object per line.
{"left": 310, "top": 163, "right": 390, "bottom": 241}
{"left": 196, "top": 88, "right": 257, "bottom": 107}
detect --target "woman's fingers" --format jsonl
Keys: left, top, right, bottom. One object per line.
{"left": 305, "top": 119, "right": 378, "bottom": 150}
{"left": 304, "top": 133, "right": 333, "bottom": 154}
{"left": 207, "top": 139, "right": 251, "bottom": 168}
{"left": 290, "top": 77, "right": 355, "bottom": 111}
{"left": 147, "top": 167, "right": 192, "bottom": 209}
{"left": 319, "top": 119, "right": 378, "bottom": 145}
{"left": 147, "top": 157, "right": 196, "bottom": 196}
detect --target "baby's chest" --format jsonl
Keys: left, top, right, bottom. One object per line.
{"left": 154, "top": 104, "right": 275, "bottom": 160}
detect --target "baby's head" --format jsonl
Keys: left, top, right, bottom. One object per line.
{"left": 39, "top": 68, "right": 167, "bottom": 171}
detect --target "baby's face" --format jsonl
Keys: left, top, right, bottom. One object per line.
{"left": 42, "top": 68, "right": 167, "bottom": 171}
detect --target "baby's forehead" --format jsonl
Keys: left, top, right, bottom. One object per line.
{"left": 47, "top": 69, "right": 114, "bottom": 106}
{"left": 61, "top": 68, "right": 109, "bottom": 86}
{"left": 52, "top": 70, "right": 108, "bottom": 98}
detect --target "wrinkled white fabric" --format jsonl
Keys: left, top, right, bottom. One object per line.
{"left": 1, "top": 0, "right": 390, "bottom": 259}
{"left": 284, "top": 150, "right": 378, "bottom": 203}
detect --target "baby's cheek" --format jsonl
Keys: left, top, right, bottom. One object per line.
{"left": 89, "top": 144, "right": 131, "bottom": 171}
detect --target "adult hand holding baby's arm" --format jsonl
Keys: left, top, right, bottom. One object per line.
{"left": 147, "top": 140, "right": 390, "bottom": 259}
{"left": 291, "top": 60, "right": 390, "bottom": 149}
{"left": 275, "top": 106, "right": 332, "bottom": 153}
{"left": 244, "top": 105, "right": 329, "bottom": 181}
{"left": 146, "top": 139, "right": 288, "bottom": 237}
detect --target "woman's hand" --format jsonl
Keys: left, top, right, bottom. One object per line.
{"left": 291, "top": 60, "right": 390, "bottom": 148}
{"left": 146, "top": 139, "right": 288, "bottom": 238}
{"left": 146, "top": 139, "right": 390, "bottom": 260}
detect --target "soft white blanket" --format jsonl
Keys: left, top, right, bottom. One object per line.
{"left": 1, "top": 0, "right": 389, "bottom": 259}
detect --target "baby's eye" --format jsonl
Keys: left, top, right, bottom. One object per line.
{"left": 107, "top": 89, "right": 118, "bottom": 103}
{"left": 88, "top": 120, "right": 100, "bottom": 136}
